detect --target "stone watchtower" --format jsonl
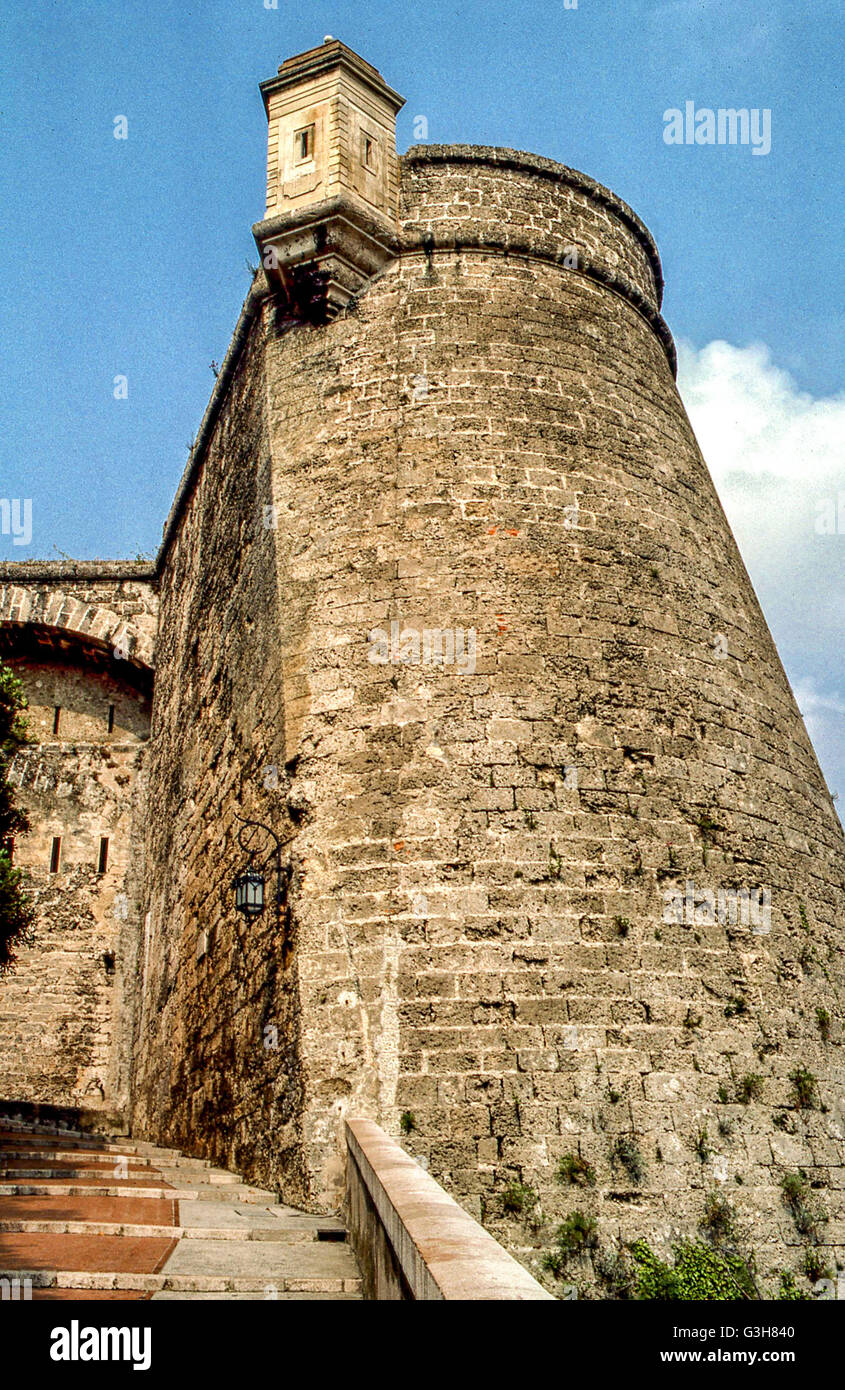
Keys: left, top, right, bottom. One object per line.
{"left": 254, "top": 39, "right": 404, "bottom": 320}
{"left": 127, "top": 40, "right": 845, "bottom": 1293}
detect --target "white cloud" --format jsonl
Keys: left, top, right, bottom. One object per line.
{"left": 676, "top": 340, "right": 845, "bottom": 804}
{"left": 677, "top": 339, "right": 845, "bottom": 485}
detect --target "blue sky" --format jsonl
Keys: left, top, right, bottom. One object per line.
{"left": 1, "top": 0, "right": 842, "bottom": 796}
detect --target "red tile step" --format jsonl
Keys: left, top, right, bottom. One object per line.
{"left": 0, "top": 1232, "right": 178, "bottom": 1275}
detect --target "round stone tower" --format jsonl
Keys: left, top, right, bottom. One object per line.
{"left": 134, "top": 41, "right": 845, "bottom": 1296}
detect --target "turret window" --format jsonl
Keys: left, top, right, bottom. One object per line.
{"left": 362, "top": 134, "right": 378, "bottom": 170}
{"left": 294, "top": 125, "right": 314, "bottom": 162}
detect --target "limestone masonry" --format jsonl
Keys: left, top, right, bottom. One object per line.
{"left": 2, "top": 40, "right": 843, "bottom": 1296}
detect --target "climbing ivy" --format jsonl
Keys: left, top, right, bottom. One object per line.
{"left": 629, "top": 1239, "right": 757, "bottom": 1301}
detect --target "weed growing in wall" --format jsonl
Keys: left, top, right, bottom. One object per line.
{"left": 556, "top": 1153, "right": 596, "bottom": 1187}
{"left": 789, "top": 1066, "right": 819, "bottom": 1110}
{"left": 780, "top": 1171, "right": 828, "bottom": 1239}
{"left": 611, "top": 1135, "right": 647, "bottom": 1185}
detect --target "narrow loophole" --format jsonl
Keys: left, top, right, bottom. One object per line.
{"left": 98, "top": 837, "right": 109, "bottom": 874}
{"left": 49, "top": 837, "right": 61, "bottom": 874}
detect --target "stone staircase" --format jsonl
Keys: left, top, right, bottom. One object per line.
{"left": 0, "top": 1118, "right": 362, "bottom": 1299}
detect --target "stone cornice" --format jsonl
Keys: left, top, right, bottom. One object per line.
{"left": 0, "top": 561, "right": 157, "bottom": 583}
{"left": 259, "top": 40, "right": 405, "bottom": 116}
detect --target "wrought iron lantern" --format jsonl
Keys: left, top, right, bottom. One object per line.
{"left": 233, "top": 865, "right": 265, "bottom": 919}
{"left": 232, "top": 817, "right": 289, "bottom": 929}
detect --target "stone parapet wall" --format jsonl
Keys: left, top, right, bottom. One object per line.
{"left": 345, "top": 1117, "right": 553, "bottom": 1299}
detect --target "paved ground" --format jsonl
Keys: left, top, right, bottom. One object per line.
{"left": 0, "top": 1121, "right": 362, "bottom": 1300}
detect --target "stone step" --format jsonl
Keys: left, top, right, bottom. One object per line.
{"left": 0, "top": 1121, "right": 116, "bottom": 1142}
{"left": 0, "top": 1183, "right": 177, "bottom": 1199}
{"left": 130, "top": 1143, "right": 203, "bottom": 1160}
{"left": 0, "top": 1219, "right": 341, "bottom": 1244}
{"left": 0, "top": 1167, "right": 159, "bottom": 1180}
{"left": 2, "top": 1269, "right": 363, "bottom": 1295}
{"left": 150, "top": 1291, "right": 363, "bottom": 1301}
{"left": 0, "top": 1163, "right": 238, "bottom": 1183}
{"left": 0, "top": 1121, "right": 360, "bottom": 1300}
{"left": 0, "top": 1138, "right": 142, "bottom": 1156}
{"left": 0, "top": 1147, "right": 212, "bottom": 1167}
{"left": 177, "top": 1200, "right": 344, "bottom": 1233}
{"left": 172, "top": 1185, "right": 280, "bottom": 1204}
{"left": 0, "top": 1182, "right": 278, "bottom": 1204}
{"left": 0, "top": 1220, "right": 181, "bottom": 1239}
{"left": 157, "top": 1168, "right": 242, "bottom": 1185}
{"left": 151, "top": 1234, "right": 361, "bottom": 1283}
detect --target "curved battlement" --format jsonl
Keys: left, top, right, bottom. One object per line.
{"left": 399, "top": 144, "right": 673, "bottom": 369}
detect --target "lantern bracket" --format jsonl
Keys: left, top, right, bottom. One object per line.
{"left": 233, "top": 815, "right": 291, "bottom": 930}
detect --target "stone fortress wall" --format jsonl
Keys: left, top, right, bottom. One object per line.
{"left": 0, "top": 564, "right": 156, "bottom": 1121}
{"left": 129, "top": 127, "right": 845, "bottom": 1288}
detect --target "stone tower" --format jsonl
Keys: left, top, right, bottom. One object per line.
{"left": 119, "top": 39, "right": 845, "bottom": 1291}
{"left": 254, "top": 39, "right": 404, "bottom": 319}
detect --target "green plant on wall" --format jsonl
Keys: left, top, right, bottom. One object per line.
{"left": 699, "top": 1191, "right": 741, "bottom": 1246}
{"left": 735, "top": 1073, "right": 764, "bottom": 1104}
{"left": 542, "top": 1210, "right": 598, "bottom": 1275}
{"left": 692, "top": 1125, "right": 711, "bottom": 1162}
{"left": 724, "top": 995, "right": 747, "bottom": 1018}
{"left": 501, "top": 1180, "right": 538, "bottom": 1216}
{"left": 629, "top": 1239, "right": 757, "bottom": 1301}
{"left": 789, "top": 1066, "right": 819, "bottom": 1110}
{"left": 611, "top": 1135, "right": 647, "bottom": 1185}
{"left": 777, "top": 1271, "right": 811, "bottom": 1301}
{"left": 780, "top": 1171, "right": 828, "bottom": 1239}
{"left": 548, "top": 842, "right": 563, "bottom": 879}
{"left": 801, "top": 1247, "right": 832, "bottom": 1284}
{"left": 556, "top": 1153, "right": 596, "bottom": 1187}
